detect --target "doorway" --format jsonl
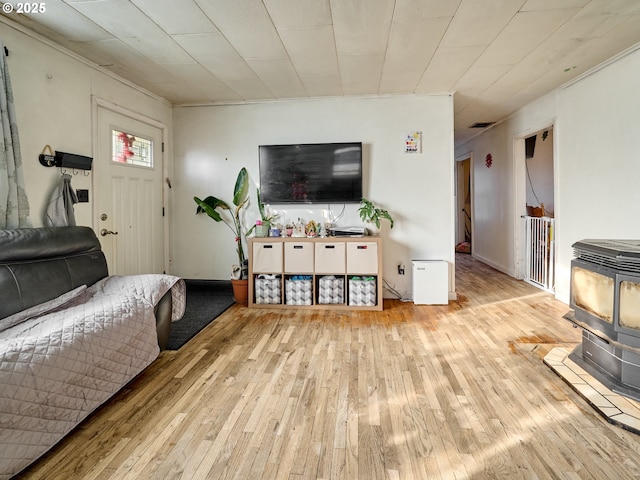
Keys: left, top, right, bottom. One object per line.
{"left": 524, "top": 128, "right": 554, "bottom": 218}
{"left": 517, "top": 126, "right": 555, "bottom": 291}
{"left": 94, "top": 102, "right": 167, "bottom": 275}
{"left": 456, "top": 154, "right": 472, "bottom": 253}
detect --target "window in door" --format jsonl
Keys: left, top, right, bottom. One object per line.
{"left": 112, "top": 129, "right": 153, "bottom": 167}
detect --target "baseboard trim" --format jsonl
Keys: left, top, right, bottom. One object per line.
{"left": 472, "top": 253, "right": 516, "bottom": 278}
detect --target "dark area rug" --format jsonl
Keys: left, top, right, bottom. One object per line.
{"left": 165, "top": 279, "right": 235, "bottom": 350}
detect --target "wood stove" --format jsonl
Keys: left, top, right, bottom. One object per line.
{"left": 565, "top": 239, "right": 640, "bottom": 400}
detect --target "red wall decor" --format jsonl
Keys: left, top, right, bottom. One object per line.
{"left": 485, "top": 153, "right": 493, "bottom": 168}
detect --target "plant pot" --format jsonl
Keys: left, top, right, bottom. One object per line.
{"left": 365, "top": 222, "right": 380, "bottom": 236}
{"left": 231, "top": 278, "right": 249, "bottom": 305}
{"left": 255, "top": 224, "right": 270, "bottom": 237}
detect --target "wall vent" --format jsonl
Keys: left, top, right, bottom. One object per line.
{"left": 469, "top": 122, "right": 495, "bottom": 129}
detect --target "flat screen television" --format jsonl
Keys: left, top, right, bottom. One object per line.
{"left": 258, "top": 142, "right": 363, "bottom": 204}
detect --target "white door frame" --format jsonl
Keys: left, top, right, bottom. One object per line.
{"left": 513, "top": 120, "right": 556, "bottom": 281}
{"left": 91, "top": 96, "right": 170, "bottom": 273}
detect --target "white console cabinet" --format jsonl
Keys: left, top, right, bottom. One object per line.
{"left": 249, "top": 237, "right": 383, "bottom": 310}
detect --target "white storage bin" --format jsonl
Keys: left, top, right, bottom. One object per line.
{"left": 252, "top": 241, "right": 283, "bottom": 272}
{"left": 348, "top": 276, "right": 377, "bottom": 306}
{"left": 284, "top": 242, "right": 314, "bottom": 273}
{"left": 285, "top": 276, "right": 313, "bottom": 305}
{"left": 254, "top": 276, "right": 281, "bottom": 304}
{"left": 346, "top": 242, "right": 378, "bottom": 274}
{"left": 315, "top": 242, "right": 345, "bottom": 274}
{"left": 318, "top": 276, "right": 344, "bottom": 304}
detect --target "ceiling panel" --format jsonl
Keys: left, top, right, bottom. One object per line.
{"left": 449, "top": 6, "right": 587, "bottom": 106}
{"left": 18, "top": 0, "right": 112, "bottom": 42}
{"left": 246, "top": 57, "right": 307, "bottom": 98}
{"left": 585, "top": 0, "right": 640, "bottom": 16}
{"left": 379, "top": 17, "right": 450, "bottom": 93}
{"left": 521, "top": 0, "right": 589, "bottom": 10}
{"left": 475, "top": 9, "right": 582, "bottom": 68}
{"left": 65, "top": 0, "right": 193, "bottom": 65}
{"left": 338, "top": 54, "right": 385, "bottom": 95}
{"left": 172, "top": 33, "right": 256, "bottom": 81}
{"left": 160, "top": 63, "right": 239, "bottom": 92}
{"left": 332, "top": 0, "right": 394, "bottom": 55}
{"left": 556, "top": 3, "right": 640, "bottom": 41}
{"left": 440, "top": 0, "right": 522, "bottom": 47}
{"left": 218, "top": 78, "right": 276, "bottom": 101}
{"left": 263, "top": 0, "right": 332, "bottom": 28}
{"left": 299, "top": 74, "right": 343, "bottom": 97}
{"left": 481, "top": 59, "right": 549, "bottom": 98}
{"left": 130, "top": 0, "right": 217, "bottom": 35}
{"left": 141, "top": 81, "right": 191, "bottom": 103}
{"left": 278, "top": 26, "right": 339, "bottom": 77}
{"left": 517, "top": 36, "right": 631, "bottom": 98}
{"left": 77, "top": 38, "right": 171, "bottom": 74}
{"left": 392, "top": 0, "right": 460, "bottom": 20}
{"left": 416, "top": 46, "right": 486, "bottom": 92}
{"left": 194, "top": 0, "right": 286, "bottom": 59}
{"left": 120, "top": 35, "right": 192, "bottom": 65}
{"left": 454, "top": 64, "right": 512, "bottom": 96}
{"left": 66, "top": 0, "right": 165, "bottom": 39}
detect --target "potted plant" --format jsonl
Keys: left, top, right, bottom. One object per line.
{"left": 194, "top": 167, "right": 250, "bottom": 304}
{"left": 247, "top": 187, "right": 276, "bottom": 237}
{"left": 358, "top": 198, "right": 394, "bottom": 235}
{"left": 285, "top": 223, "right": 294, "bottom": 237}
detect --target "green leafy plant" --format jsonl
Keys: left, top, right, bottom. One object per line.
{"left": 194, "top": 167, "right": 250, "bottom": 269}
{"left": 256, "top": 188, "right": 276, "bottom": 223}
{"left": 358, "top": 198, "right": 394, "bottom": 229}
{"left": 246, "top": 187, "right": 277, "bottom": 237}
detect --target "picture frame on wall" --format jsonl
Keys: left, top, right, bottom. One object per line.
{"left": 404, "top": 131, "right": 422, "bottom": 153}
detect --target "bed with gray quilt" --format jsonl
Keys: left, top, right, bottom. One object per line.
{"left": 0, "top": 227, "right": 185, "bottom": 479}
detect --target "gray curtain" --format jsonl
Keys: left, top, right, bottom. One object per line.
{"left": 0, "top": 39, "right": 30, "bottom": 229}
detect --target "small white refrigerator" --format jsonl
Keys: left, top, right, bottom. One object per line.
{"left": 412, "top": 260, "right": 448, "bottom": 305}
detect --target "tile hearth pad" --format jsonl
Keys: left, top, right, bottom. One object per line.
{"left": 545, "top": 347, "right": 640, "bottom": 434}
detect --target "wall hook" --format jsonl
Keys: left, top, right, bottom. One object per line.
{"left": 39, "top": 145, "right": 57, "bottom": 167}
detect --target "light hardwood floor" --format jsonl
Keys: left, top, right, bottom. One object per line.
{"left": 17, "top": 254, "right": 640, "bottom": 479}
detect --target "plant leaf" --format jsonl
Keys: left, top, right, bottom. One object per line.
{"left": 194, "top": 196, "right": 229, "bottom": 222}
{"left": 381, "top": 210, "right": 394, "bottom": 228}
{"left": 233, "top": 167, "right": 249, "bottom": 206}
{"left": 256, "top": 187, "right": 266, "bottom": 220}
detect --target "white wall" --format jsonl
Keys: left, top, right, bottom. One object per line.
{"left": 172, "top": 95, "right": 455, "bottom": 298}
{"left": 0, "top": 21, "right": 172, "bottom": 229}
{"left": 456, "top": 45, "right": 640, "bottom": 304}
{"left": 554, "top": 47, "right": 640, "bottom": 303}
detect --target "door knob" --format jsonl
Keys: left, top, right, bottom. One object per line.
{"left": 100, "top": 229, "right": 118, "bottom": 236}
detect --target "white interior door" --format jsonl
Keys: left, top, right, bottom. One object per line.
{"left": 96, "top": 107, "right": 165, "bottom": 275}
